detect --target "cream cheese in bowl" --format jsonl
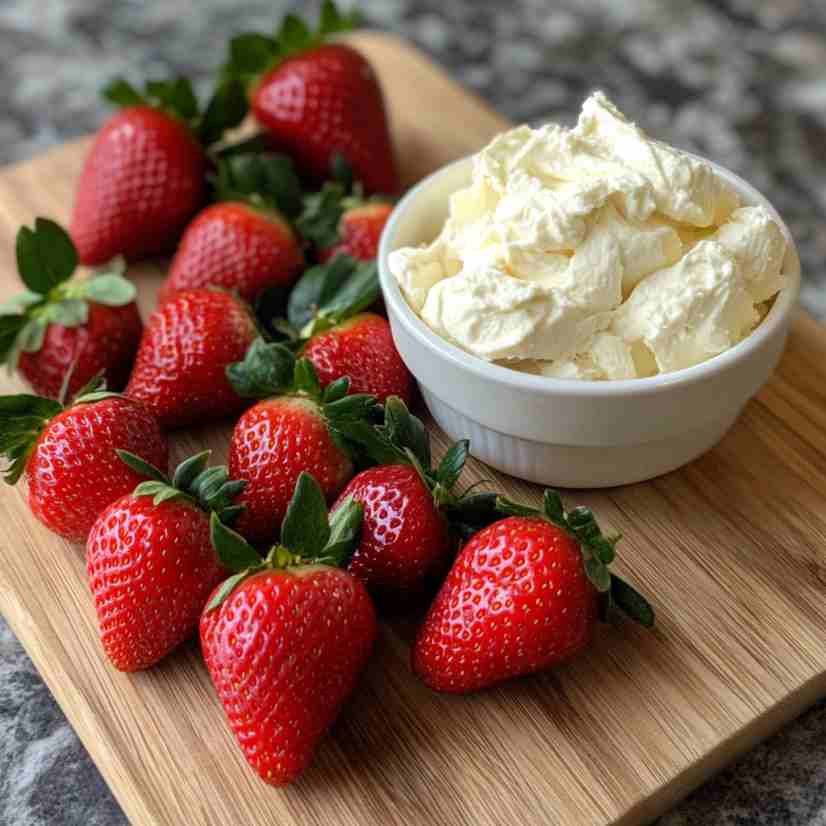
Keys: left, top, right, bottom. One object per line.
{"left": 389, "top": 92, "right": 788, "bottom": 382}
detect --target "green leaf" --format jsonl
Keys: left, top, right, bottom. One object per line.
{"left": 116, "top": 450, "right": 169, "bottom": 483}
{"left": 567, "top": 506, "right": 617, "bottom": 564}
{"left": 226, "top": 337, "right": 296, "bottom": 399}
{"left": 132, "top": 480, "right": 168, "bottom": 499}
{"left": 280, "top": 472, "right": 331, "bottom": 560}
{"left": 102, "top": 77, "right": 146, "bottom": 107}
{"left": 322, "top": 497, "right": 363, "bottom": 567}
{"left": 331, "top": 419, "right": 405, "bottom": 466}
{"left": 199, "top": 77, "right": 249, "bottom": 146}
{"left": 210, "top": 511, "right": 263, "bottom": 572}
{"left": 381, "top": 396, "right": 431, "bottom": 470}
{"left": 0, "top": 291, "right": 43, "bottom": 316}
{"left": 610, "top": 575, "right": 655, "bottom": 627}
{"left": 436, "top": 440, "right": 468, "bottom": 490}
{"left": 542, "top": 489, "right": 566, "bottom": 527}
{"left": 16, "top": 219, "right": 78, "bottom": 294}
{"left": 316, "top": 260, "right": 379, "bottom": 326}
{"left": 296, "top": 182, "right": 347, "bottom": 249}
{"left": 81, "top": 274, "right": 136, "bottom": 306}
{"left": 584, "top": 556, "right": 611, "bottom": 594}
{"left": 494, "top": 496, "right": 541, "bottom": 519}
{"left": 213, "top": 152, "right": 303, "bottom": 217}
{"left": 215, "top": 133, "right": 273, "bottom": 160}
{"left": 17, "top": 319, "right": 48, "bottom": 354}
{"left": 322, "top": 376, "right": 349, "bottom": 404}
{"left": 293, "top": 358, "right": 322, "bottom": 401}
{"left": 42, "top": 299, "right": 89, "bottom": 328}
{"left": 0, "top": 315, "right": 27, "bottom": 364}
{"left": 206, "top": 570, "right": 251, "bottom": 613}
{"left": 224, "top": 33, "right": 278, "bottom": 83}
{"left": 329, "top": 153, "right": 355, "bottom": 188}
{"left": 172, "top": 450, "right": 212, "bottom": 490}
{"left": 286, "top": 255, "right": 356, "bottom": 330}
{"left": 319, "top": 1, "right": 360, "bottom": 35}
{"left": 0, "top": 394, "right": 63, "bottom": 419}
{"left": 146, "top": 77, "right": 199, "bottom": 122}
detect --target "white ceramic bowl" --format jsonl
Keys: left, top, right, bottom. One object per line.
{"left": 378, "top": 155, "right": 801, "bottom": 488}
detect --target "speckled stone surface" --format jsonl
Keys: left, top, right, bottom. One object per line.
{"left": 1, "top": 2, "right": 825, "bottom": 824}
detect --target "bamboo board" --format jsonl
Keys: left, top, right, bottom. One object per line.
{"left": 1, "top": 31, "right": 825, "bottom": 826}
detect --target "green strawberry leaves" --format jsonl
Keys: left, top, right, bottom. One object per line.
{"left": 213, "top": 153, "right": 303, "bottom": 218}
{"left": 16, "top": 218, "right": 77, "bottom": 294}
{"left": 226, "top": 338, "right": 299, "bottom": 399}
{"left": 0, "top": 393, "right": 63, "bottom": 484}
{"left": 103, "top": 75, "right": 247, "bottom": 149}
{"left": 2, "top": 221, "right": 136, "bottom": 371}
{"left": 119, "top": 449, "right": 246, "bottom": 523}
{"left": 283, "top": 255, "right": 379, "bottom": 339}
{"left": 296, "top": 181, "right": 348, "bottom": 249}
{"left": 206, "top": 471, "right": 364, "bottom": 612}
{"left": 223, "top": 1, "right": 359, "bottom": 88}
{"left": 496, "top": 490, "right": 655, "bottom": 628}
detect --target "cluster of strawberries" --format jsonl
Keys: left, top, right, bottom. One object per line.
{"left": 0, "top": 3, "right": 654, "bottom": 789}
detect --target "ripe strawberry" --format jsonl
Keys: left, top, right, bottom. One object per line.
{"left": 224, "top": 2, "right": 398, "bottom": 194}
{"left": 125, "top": 288, "right": 258, "bottom": 429}
{"left": 87, "top": 450, "right": 246, "bottom": 671}
{"left": 297, "top": 182, "right": 393, "bottom": 263}
{"left": 159, "top": 153, "right": 305, "bottom": 305}
{"left": 70, "top": 75, "right": 247, "bottom": 265}
{"left": 201, "top": 472, "right": 375, "bottom": 785}
{"left": 0, "top": 218, "right": 140, "bottom": 400}
{"left": 331, "top": 397, "right": 473, "bottom": 600}
{"left": 225, "top": 339, "right": 377, "bottom": 543}
{"left": 412, "top": 491, "right": 655, "bottom": 694}
{"left": 0, "top": 377, "right": 168, "bottom": 543}
{"left": 303, "top": 313, "right": 412, "bottom": 405}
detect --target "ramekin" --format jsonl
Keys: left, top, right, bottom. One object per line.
{"left": 377, "top": 155, "right": 801, "bottom": 487}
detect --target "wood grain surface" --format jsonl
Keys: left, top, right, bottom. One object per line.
{"left": 0, "top": 30, "right": 825, "bottom": 826}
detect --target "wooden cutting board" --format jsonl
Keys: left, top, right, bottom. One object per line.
{"left": 1, "top": 30, "right": 825, "bottom": 826}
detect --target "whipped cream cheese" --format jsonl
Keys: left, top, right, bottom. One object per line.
{"left": 389, "top": 91, "right": 788, "bottom": 380}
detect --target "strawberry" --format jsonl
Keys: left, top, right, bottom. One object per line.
{"left": 70, "top": 75, "right": 247, "bottom": 265}
{"left": 269, "top": 255, "right": 411, "bottom": 404}
{"left": 87, "top": 450, "right": 246, "bottom": 671}
{"left": 125, "top": 288, "right": 258, "bottom": 429}
{"left": 303, "top": 313, "right": 412, "bottom": 405}
{"left": 0, "top": 218, "right": 140, "bottom": 400}
{"left": 159, "top": 153, "right": 305, "bottom": 305}
{"left": 297, "top": 181, "right": 393, "bottom": 263}
{"left": 224, "top": 2, "right": 398, "bottom": 194}
{"left": 225, "top": 339, "right": 377, "bottom": 543}
{"left": 331, "top": 397, "right": 475, "bottom": 600}
{"left": 201, "top": 472, "right": 375, "bottom": 785}
{"left": 0, "top": 377, "right": 168, "bottom": 543}
{"left": 412, "top": 491, "right": 655, "bottom": 694}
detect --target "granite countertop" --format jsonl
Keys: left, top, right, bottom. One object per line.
{"left": 1, "top": 1, "right": 825, "bottom": 824}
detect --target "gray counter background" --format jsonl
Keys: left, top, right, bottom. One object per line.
{"left": 1, "top": 1, "right": 825, "bottom": 824}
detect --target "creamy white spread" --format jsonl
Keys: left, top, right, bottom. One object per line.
{"left": 389, "top": 92, "right": 788, "bottom": 380}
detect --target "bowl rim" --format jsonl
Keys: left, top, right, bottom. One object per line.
{"left": 378, "top": 153, "right": 801, "bottom": 399}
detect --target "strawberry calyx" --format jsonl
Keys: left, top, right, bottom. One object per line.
{"left": 206, "top": 471, "right": 364, "bottom": 611}
{"left": 102, "top": 74, "right": 248, "bottom": 148}
{"left": 268, "top": 254, "right": 379, "bottom": 342}
{"left": 0, "top": 374, "right": 124, "bottom": 485}
{"left": 212, "top": 152, "right": 304, "bottom": 220}
{"left": 117, "top": 449, "right": 246, "bottom": 525}
{"left": 0, "top": 219, "right": 136, "bottom": 371}
{"left": 222, "top": 1, "right": 359, "bottom": 91}
{"left": 226, "top": 337, "right": 379, "bottom": 458}
{"left": 496, "top": 491, "right": 655, "bottom": 628}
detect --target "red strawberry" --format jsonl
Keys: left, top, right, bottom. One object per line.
{"left": 201, "top": 472, "right": 375, "bottom": 785}
{"left": 0, "top": 377, "right": 168, "bottom": 543}
{"left": 303, "top": 313, "right": 412, "bottom": 405}
{"left": 412, "top": 492, "right": 655, "bottom": 693}
{"left": 87, "top": 450, "right": 246, "bottom": 671}
{"left": 125, "top": 288, "right": 258, "bottom": 429}
{"left": 332, "top": 398, "right": 474, "bottom": 600}
{"left": 297, "top": 182, "right": 393, "bottom": 263}
{"left": 225, "top": 4, "right": 398, "bottom": 194}
{"left": 159, "top": 153, "right": 305, "bottom": 304}
{"left": 225, "top": 339, "right": 377, "bottom": 543}
{"left": 2, "top": 218, "right": 141, "bottom": 400}
{"left": 70, "top": 75, "right": 247, "bottom": 265}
